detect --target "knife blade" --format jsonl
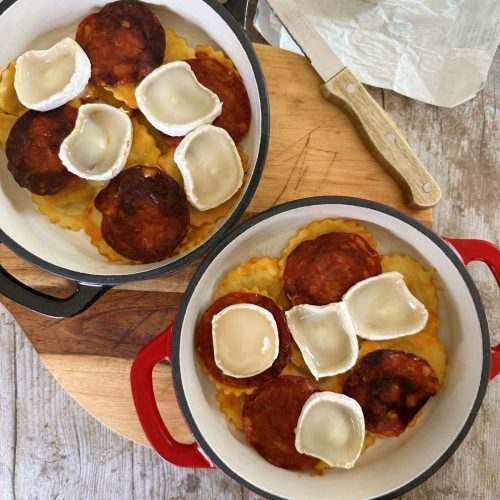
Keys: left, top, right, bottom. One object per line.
{"left": 266, "top": 0, "right": 441, "bottom": 209}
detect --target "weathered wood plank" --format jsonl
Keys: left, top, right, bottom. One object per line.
{"left": 2, "top": 304, "right": 134, "bottom": 499}
{"left": 131, "top": 445, "right": 243, "bottom": 500}
{"left": 0, "top": 311, "right": 16, "bottom": 500}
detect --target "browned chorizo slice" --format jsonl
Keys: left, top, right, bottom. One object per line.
{"left": 161, "top": 134, "right": 182, "bottom": 148}
{"left": 76, "top": 0, "right": 165, "bottom": 87}
{"left": 6, "top": 106, "right": 80, "bottom": 195}
{"left": 162, "top": 56, "right": 251, "bottom": 146}
{"left": 343, "top": 349, "right": 439, "bottom": 436}
{"left": 94, "top": 165, "right": 189, "bottom": 262}
{"left": 283, "top": 232, "right": 381, "bottom": 306}
{"left": 242, "top": 375, "right": 322, "bottom": 469}
{"left": 195, "top": 292, "right": 291, "bottom": 388}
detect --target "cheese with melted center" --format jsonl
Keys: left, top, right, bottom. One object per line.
{"left": 59, "top": 103, "right": 132, "bottom": 181}
{"left": 295, "top": 392, "right": 365, "bottom": 469}
{"left": 211, "top": 304, "right": 279, "bottom": 378}
{"left": 285, "top": 302, "right": 358, "bottom": 380}
{"left": 174, "top": 124, "right": 243, "bottom": 210}
{"left": 135, "top": 61, "right": 221, "bottom": 136}
{"left": 14, "top": 38, "right": 90, "bottom": 112}
{"left": 343, "top": 271, "right": 429, "bottom": 340}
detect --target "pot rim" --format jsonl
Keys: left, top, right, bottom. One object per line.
{"left": 0, "top": 0, "right": 270, "bottom": 286}
{"left": 171, "top": 195, "right": 490, "bottom": 500}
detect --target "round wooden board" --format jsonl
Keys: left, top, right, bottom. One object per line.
{"left": 0, "top": 44, "right": 432, "bottom": 449}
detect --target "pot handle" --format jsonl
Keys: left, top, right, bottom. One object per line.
{"left": 223, "top": 0, "right": 249, "bottom": 29}
{"left": 130, "top": 321, "right": 215, "bottom": 468}
{"left": 0, "top": 261, "right": 109, "bottom": 318}
{"left": 443, "top": 238, "right": 500, "bottom": 380}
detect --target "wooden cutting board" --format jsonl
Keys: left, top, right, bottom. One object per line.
{"left": 0, "top": 44, "right": 432, "bottom": 448}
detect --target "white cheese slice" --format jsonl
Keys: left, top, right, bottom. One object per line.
{"left": 135, "top": 61, "right": 222, "bottom": 136}
{"left": 295, "top": 392, "right": 365, "bottom": 469}
{"left": 285, "top": 302, "right": 358, "bottom": 380}
{"left": 343, "top": 271, "right": 429, "bottom": 340}
{"left": 14, "top": 38, "right": 90, "bottom": 112}
{"left": 211, "top": 303, "right": 279, "bottom": 378}
{"left": 59, "top": 103, "right": 132, "bottom": 181}
{"left": 174, "top": 124, "right": 244, "bottom": 211}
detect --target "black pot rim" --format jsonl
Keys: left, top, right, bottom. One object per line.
{"left": 0, "top": 0, "right": 270, "bottom": 287}
{"left": 171, "top": 195, "right": 490, "bottom": 500}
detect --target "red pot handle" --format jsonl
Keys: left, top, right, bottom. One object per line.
{"left": 130, "top": 321, "right": 215, "bottom": 468}
{"left": 443, "top": 238, "right": 500, "bottom": 381}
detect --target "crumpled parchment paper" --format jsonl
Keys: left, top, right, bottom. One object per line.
{"left": 254, "top": 0, "right": 500, "bottom": 107}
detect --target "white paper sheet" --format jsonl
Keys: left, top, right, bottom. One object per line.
{"left": 254, "top": 0, "right": 500, "bottom": 107}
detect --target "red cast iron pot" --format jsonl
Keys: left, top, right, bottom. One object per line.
{"left": 131, "top": 197, "right": 499, "bottom": 499}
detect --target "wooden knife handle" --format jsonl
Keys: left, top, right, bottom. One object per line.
{"left": 321, "top": 68, "right": 441, "bottom": 209}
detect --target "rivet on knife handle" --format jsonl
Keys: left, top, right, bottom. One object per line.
{"left": 321, "top": 68, "right": 441, "bottom": 209}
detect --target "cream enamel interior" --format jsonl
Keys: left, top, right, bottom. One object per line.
{"left": 178, "top": 203, "right": 484, "bottom": 500}
{"left": 0, "top": 0, "right": 262, "bottom": 276}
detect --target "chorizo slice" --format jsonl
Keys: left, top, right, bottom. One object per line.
{"left": 343, "top": 349, "right": 439, "bottom": 436}
{"left": 162, "top": 56, "right": 251, "bottom": 146}
{"left": 6, "top": 106, "right": 80, "bottom": 195}
{"left": 94, "top": 165, "right": 189, "bottom": 262}
{"left": 195, "top": 292, "right": 291, "bottom": 388}
{"left": 76, "top": 0, "right": 165, "bottom": 87}
{"left": 161, "top": 134, "right": 182, "bottom": 148}
{"left": 242, "top": 375, "right": 322, "bottom": 469}
{"left": 283, "top": 232, "right": 381, "bottom": 306}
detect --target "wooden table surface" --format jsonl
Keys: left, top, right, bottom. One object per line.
{"left": 1, "top": 2, "right": 499, "bottom": 499}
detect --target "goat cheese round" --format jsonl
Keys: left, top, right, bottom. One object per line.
{"left": 295, "top": 392, "right": 365, "bottom": 469}
{"left": 14, "top": 38, "right": 91, "bottom": 112}
{"left": 212, "top": 303, "right": 279, "bottom": 378}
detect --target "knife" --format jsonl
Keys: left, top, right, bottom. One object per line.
{"left": 266, "top": 0, "right": 441, "bottom": 209}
